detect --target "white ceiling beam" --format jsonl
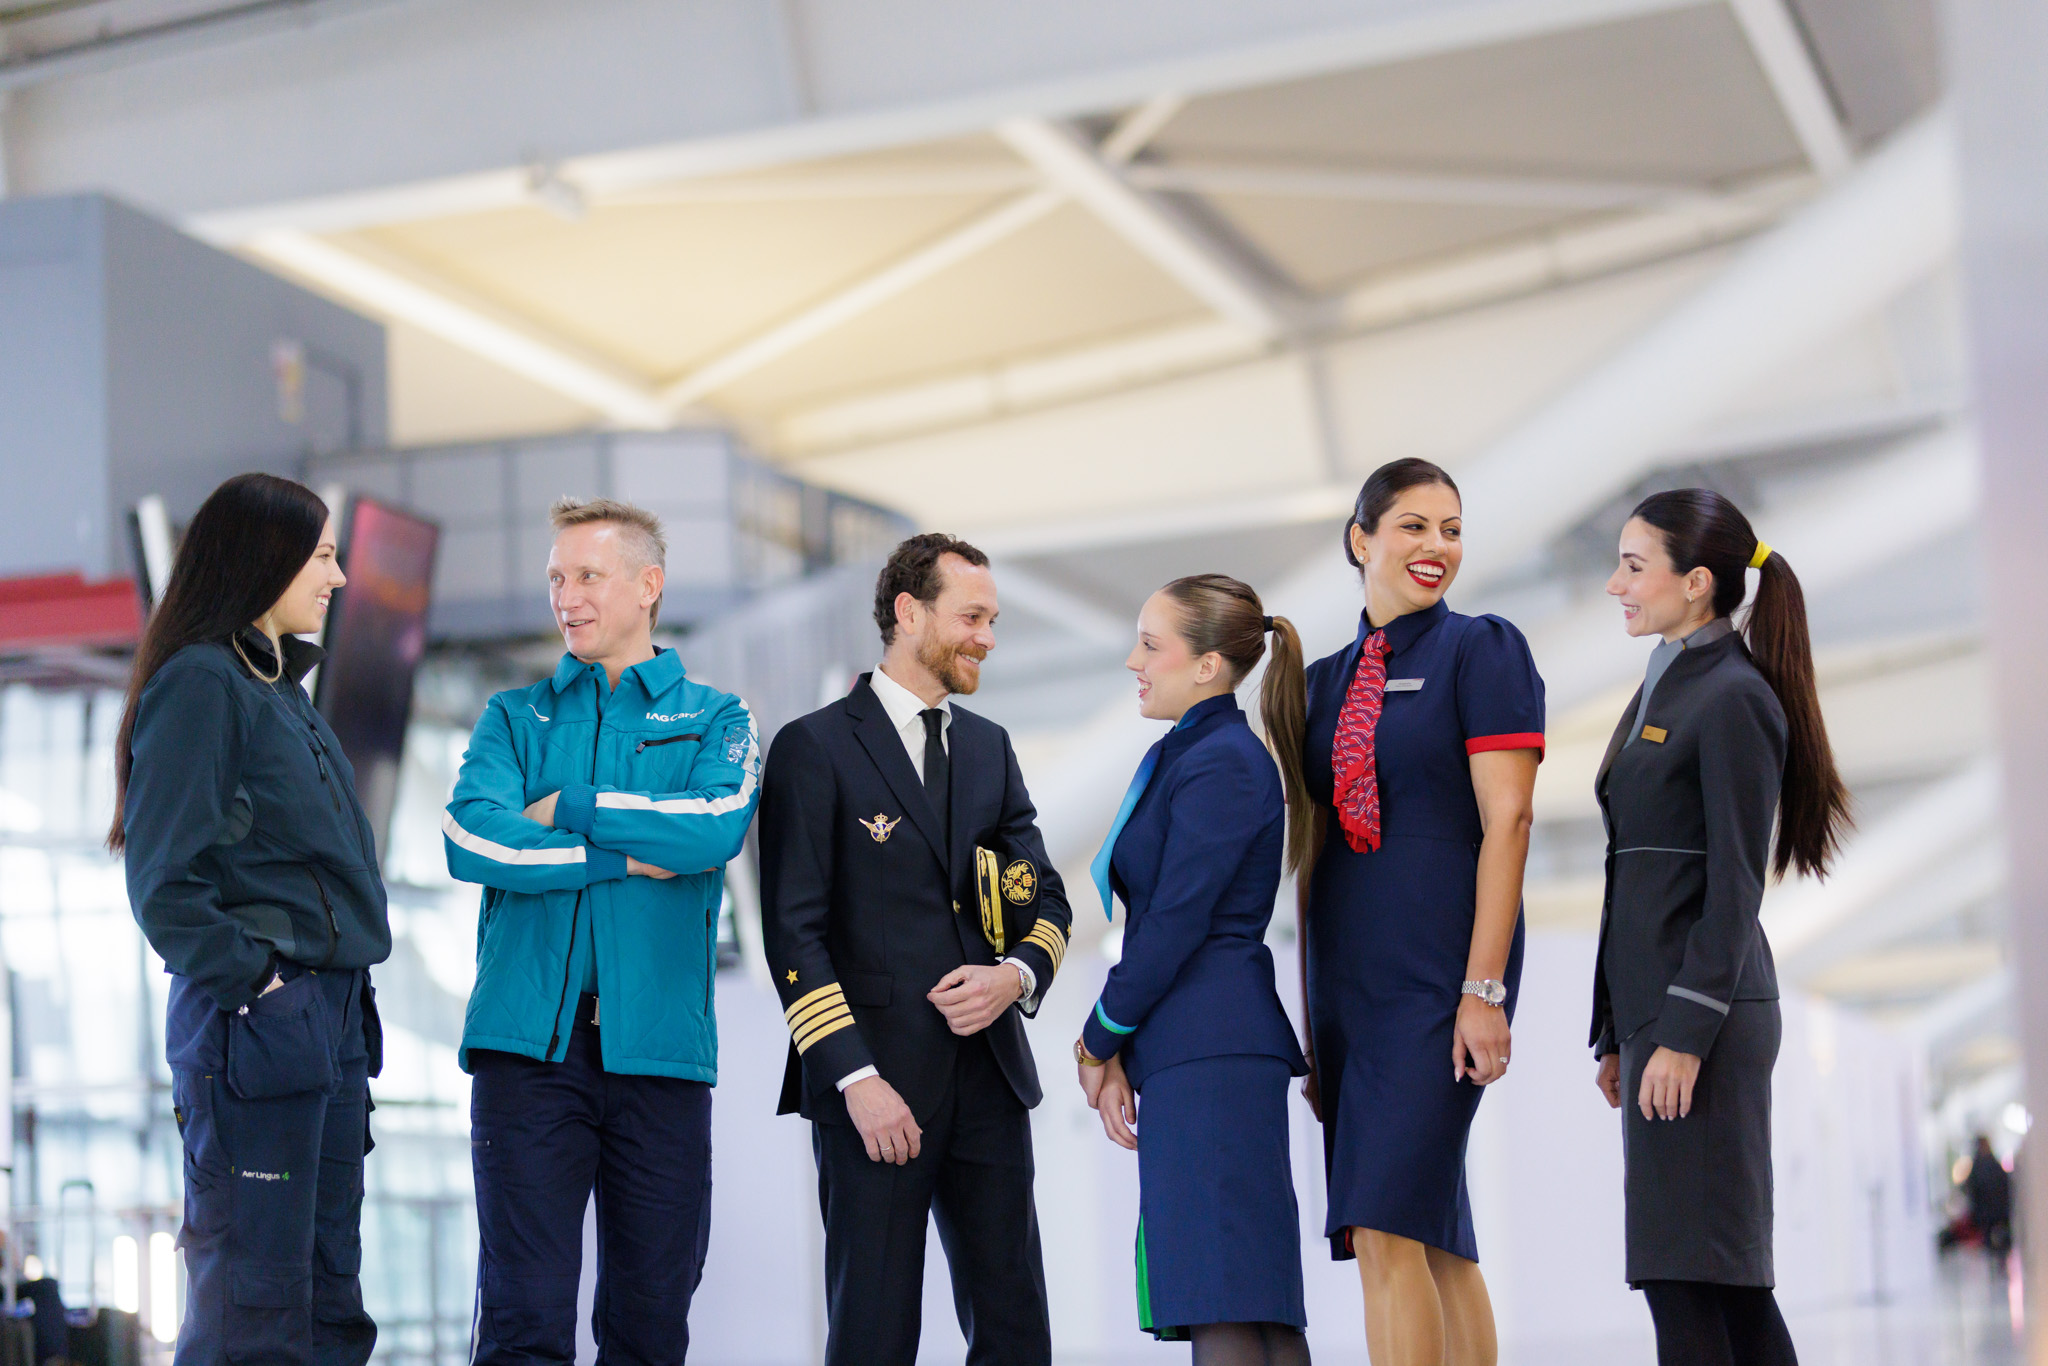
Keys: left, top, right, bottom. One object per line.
{"left": 1778, "top": 840, "right": 2005, "bottom": 986}
{"left": 778, "top": 318, "right": 1263, "bottom": 455}
{"left": 987, "top": 563, "right": 1133, "bottom": 649}
{"left": 777, "top": 169, "right": 1810, "bottom": 460}
{"left": 1097, "top": 93, "right": 1188, "bottom": 166}
{"left": 593, "top": 168, "right": 1039, "bottom": 206}
{"left": 1727, "top": 0, "right": 1854, "bottom": 178}
{"left": 970, "top": 480, "right": 1358, "bottom": 559}
{"left": 996, "top": 116, "right": 1290, "bottom": 340}
{"left": 1527, "top": 423, "right": 1980, "bottom": 714}
{"left": 1894, "top": 968, "right": 2013, "bottom": 1050}
{"left": 243, "top": 230, "right": 672, "bottom": 429}
{"left": 1762, "top": 759, "right": 2001, "bottom": 961}
{"left": 0, "top": 0, "right": 406, "bottom": 95}
{"left": 1445, "top": 112, "right": 1952, "bottom": 589}
{"left": 1021, "top": 111, "right": 1960, "bottom": 880}
{"left": 657, "top": 187, "right": 1065, "bottom": 414}
{"left": 142, "top": 0, "right": 1700, "bottom": 238}
{"left": 1127, "top": 161, "right": 1714, "bottom": 212}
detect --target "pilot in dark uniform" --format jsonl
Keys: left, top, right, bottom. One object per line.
{"left": 759, "top": 534, "right": 1071, "bottom": 1366}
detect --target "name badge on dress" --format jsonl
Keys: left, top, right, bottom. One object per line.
{"left": 1384, "top": 678, "right": 1425, "bottom": 692}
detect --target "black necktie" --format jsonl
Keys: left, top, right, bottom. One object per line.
{"left": 920, "top": 708, "right": 949, "bottom": 841}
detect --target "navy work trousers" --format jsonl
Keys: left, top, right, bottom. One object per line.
{"left": 168, "top": 965, "right": 381, "bottom": 1366}
{"left": 470, "top": 995, "right": 713, "bottom": 1366}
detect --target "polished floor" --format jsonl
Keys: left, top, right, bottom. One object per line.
{"left": 1506, "top": 1253, "right": 2026, "bottom": 1366}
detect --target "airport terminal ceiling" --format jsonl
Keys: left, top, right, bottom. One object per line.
{"left": 0, "top": 0, "right": 1988, "bottom": 1128}
{"left": 0, "top": 0, "right": 2023, "bottom": 1359}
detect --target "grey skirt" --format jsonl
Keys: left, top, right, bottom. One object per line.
{"left": 1619, "top": 999, "right": 1780, "bottom": 1287}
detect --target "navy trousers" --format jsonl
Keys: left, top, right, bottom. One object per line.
{"left": 168, "top": 965, "right": 380, "bottom": 1366}
{"left": 811, "top": 1035, "right": 1051, "bottom": 1366}
{"left": 470, "top": 995, "right": 714, "bottom": 1366}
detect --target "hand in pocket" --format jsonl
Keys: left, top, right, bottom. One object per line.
{"left": 226, "top": 974, "right": 339, "bottom": 1100}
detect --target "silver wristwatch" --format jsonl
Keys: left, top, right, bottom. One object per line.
{"left": 1462, "top": 978, "right": 1507, "bottom": 1007}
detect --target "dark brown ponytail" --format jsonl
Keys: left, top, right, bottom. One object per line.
{"left": 1261, "top": 616, "right": 1312, "bottom": 874}
{"left": 1158, "top": 575, "right": 1313, "bottom": 874}
{"left": 1629, "top": 490, "right": 1851, "bottom": 879}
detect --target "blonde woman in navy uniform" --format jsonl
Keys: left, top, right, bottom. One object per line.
{"left": 1592, "top": 490, "right": 1848, "bottom": 1366}
{"left": 1299, "top": 459, "right": 1544, "bottom": 1366}
{"left": 1077, "top": 574, "right": 1311, "bottom": 1365}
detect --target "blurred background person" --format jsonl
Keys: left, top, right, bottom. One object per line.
{"left": 1075, "top": 575, "right": 1311, "bottom": 1364}
{"left": 1964, "top": 1136, "right": 2014, "bottom": 1259}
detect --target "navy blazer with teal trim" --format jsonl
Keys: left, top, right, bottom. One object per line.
{"left": 1080, "top": 694, "right": 1308, "bottom": 1088}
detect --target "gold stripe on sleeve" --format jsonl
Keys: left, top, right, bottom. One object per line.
{"left": 1024, "top": 923, "right": 1068, "bottom": 971}
{"left": 783, "top": 983, "right": 844, "bottom": 1026}
{"left": 787, "top": 991, "right": 849, "bottom": 1034}
{"left": 793, "top": 1008, "right": 856, "bottom": 1054}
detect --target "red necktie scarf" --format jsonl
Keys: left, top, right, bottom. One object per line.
{"left": 1332, "top": 629, "right": 1390, "bottom": 853}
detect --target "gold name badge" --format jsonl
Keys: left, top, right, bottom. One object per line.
{"left": 1641, "top": 725, "right": 1668, "bottom": 743}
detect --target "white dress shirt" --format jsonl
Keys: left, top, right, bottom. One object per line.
{"left": 867, "top": 662, "right": 954, "bottom": 782}
{"left": 835, "top": 665, "right": 1037, "bottom": 1092}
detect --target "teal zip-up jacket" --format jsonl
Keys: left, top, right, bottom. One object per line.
{"left": 442, "top": 647, "right": 760, "bottom": 1081}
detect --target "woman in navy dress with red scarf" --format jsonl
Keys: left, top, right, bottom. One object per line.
{"left": 1301, "top": 459, "right": 1544, "bottom": 1366}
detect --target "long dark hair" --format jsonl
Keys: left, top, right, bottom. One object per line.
{"left": 1343, "top": 457, "right": 1460, "bottom": 568}
{"left": 108, "top": 474, "right": 329, "bottom": 852}
{"left": 1157, "top": 575, "right": 1313, "bottom": 874}
{"left": 1629, "top": 489, "right": 1850, "bottom": 879}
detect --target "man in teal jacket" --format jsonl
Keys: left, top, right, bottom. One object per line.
{"left": 443, "top": 496, "right": 759, "bottom": 1366}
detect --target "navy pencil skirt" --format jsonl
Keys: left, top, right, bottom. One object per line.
{"left": 1134, "top": 1054, "right": 1307, "bottom": 1339}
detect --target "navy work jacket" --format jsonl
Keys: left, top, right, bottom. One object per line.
{"left": 1080, "top": 694, "right": 1307, "bottom": 1088}
{"left": 124, "top": 630, "right": 391, "bottom": 1012}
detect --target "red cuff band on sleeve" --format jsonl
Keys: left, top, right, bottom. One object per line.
{"left": 1466, "top": 732, "right": 1546, "bottom": 759}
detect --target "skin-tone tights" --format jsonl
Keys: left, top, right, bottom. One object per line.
{"left": 1354, "top": 1229, "right": 1498, "bottom": 1366}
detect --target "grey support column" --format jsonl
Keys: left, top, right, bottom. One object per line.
{"left": 1951, "top": 0, "right": 2048, "bottom": 1334}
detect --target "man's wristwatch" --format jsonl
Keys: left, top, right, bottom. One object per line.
{"left": 1462, "top": 978, "right": 1507, "bottom": 1007}
{"left": 1014, "top": 963, "right": 1032, "bottom": 1001}
{"left": 1075, "top": 1039, "right": 1105, "bottom": 1067}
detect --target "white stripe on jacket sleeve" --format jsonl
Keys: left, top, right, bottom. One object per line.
{"left": 441, "top": 811, "right": 588, "bottom": 864}
{"left": 592, "top": 710, "right": 760, "bottom": 816}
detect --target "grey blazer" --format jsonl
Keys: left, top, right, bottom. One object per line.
{"left": 1590, "top": 630, "right": 1787, "bottom": 1059}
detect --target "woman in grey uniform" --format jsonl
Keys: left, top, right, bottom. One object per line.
{"left": 1590, "top": 488, "right": 1850, "bottom": 1366}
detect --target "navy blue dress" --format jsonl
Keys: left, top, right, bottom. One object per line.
{"left": 1304, "top": 600, "right": 1545, "bottom": 1262}
{"left": 1080, "top": 695, "right": 1309, "bottom": 1338}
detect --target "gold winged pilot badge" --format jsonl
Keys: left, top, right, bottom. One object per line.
{"left": 859, "top": 813, "right": 902, "bottom": 844}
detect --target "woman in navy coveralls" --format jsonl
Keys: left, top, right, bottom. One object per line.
{"left": 1300, "top": 460, "right": 1544, "bottom": 1366}
{"left": 1076, "top": 575, "right": 1313, "bottom": 1364}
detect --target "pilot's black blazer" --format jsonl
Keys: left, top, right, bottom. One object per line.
{"left": 1589, "top": 630, "right": 1786, "bottom": 1060}
{"left": 759, "top": 674, "right": 1072, "bottom": 1123}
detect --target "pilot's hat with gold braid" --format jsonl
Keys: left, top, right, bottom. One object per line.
{"left": 969, "top": 840, "right": 1042, "bottom": 956}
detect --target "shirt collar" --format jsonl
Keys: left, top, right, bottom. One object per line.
{"left": 1356, "top": 597, "right": 1450, "bottom": 654}
{"left": 870, "top": 663, "right": 951, "bottom": 732}
{"left": 1678, "top": 617, "right": 1736, "bottom": 651}
{"left": 550, "top": 645, "right": 683, "bottom": 696}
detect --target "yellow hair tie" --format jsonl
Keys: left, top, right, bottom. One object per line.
{"left": 1749, "top": 542, "right": 1773, "bottom": 570}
